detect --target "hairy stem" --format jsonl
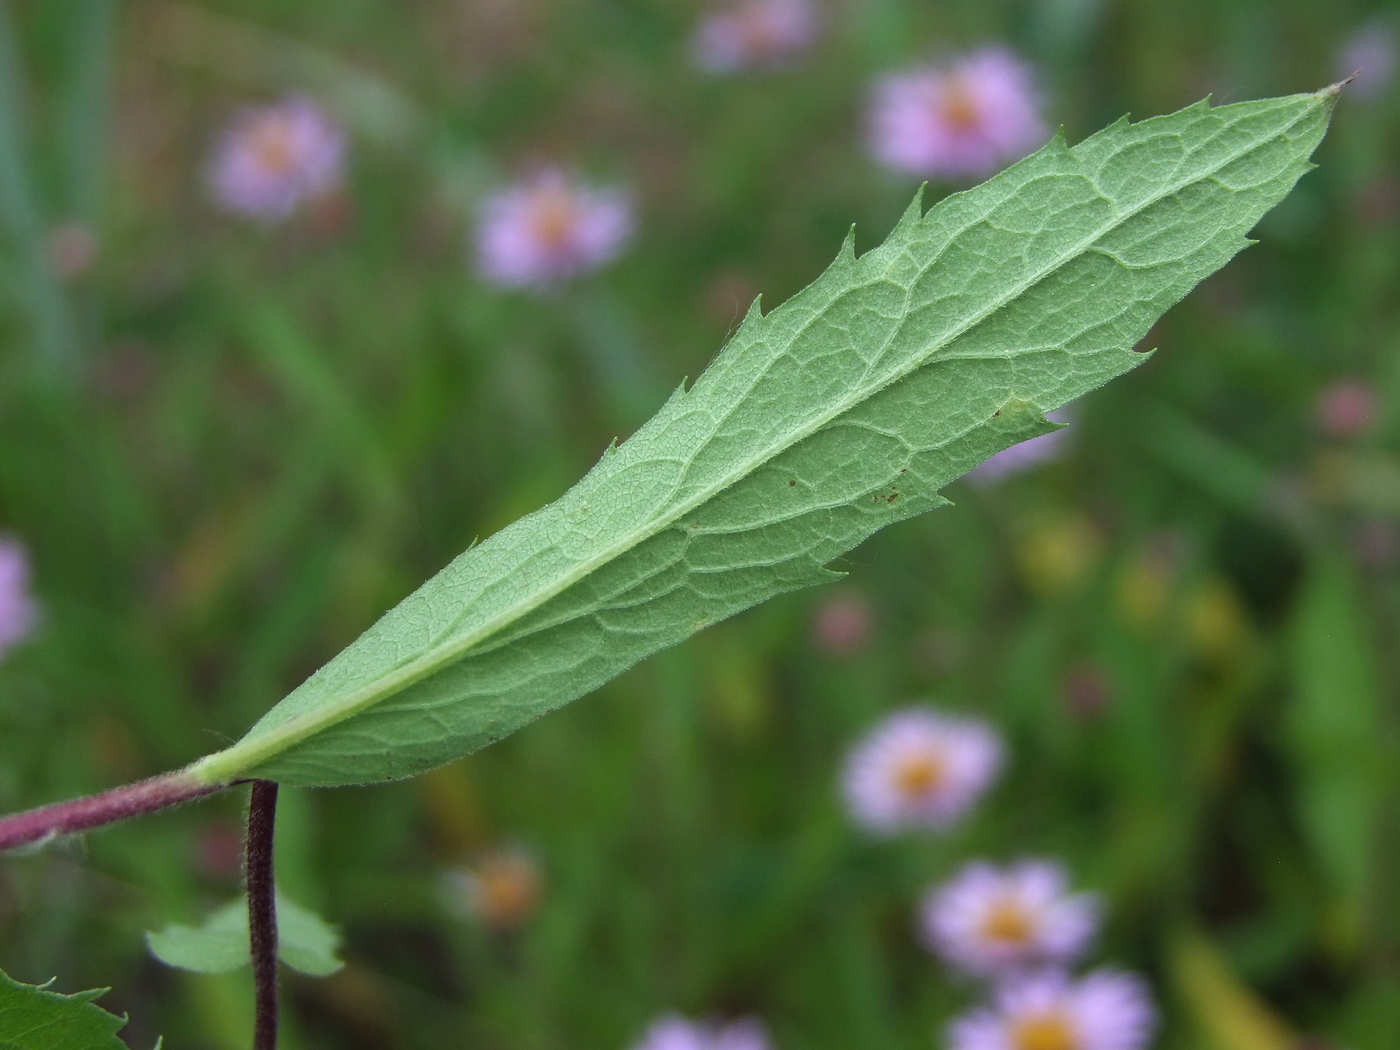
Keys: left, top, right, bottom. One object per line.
{"left": 247, "top": 780, "right": 280, "bottom": 1050}
{"left": 0, "top": 771, "right": 223, "bottom": 852}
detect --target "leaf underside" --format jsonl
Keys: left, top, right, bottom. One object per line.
{"left": 144, "top": 894, "right": 344, "bottom": 977}
{"left": 0, "top": 968, "right": 133, "bottom": 1050}
{"left": 190, "top": 87, "right": 1337, "bottom": 789}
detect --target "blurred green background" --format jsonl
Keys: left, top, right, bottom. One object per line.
{"left": 1, "top": 0, "right": 1398, "bottom": 1047}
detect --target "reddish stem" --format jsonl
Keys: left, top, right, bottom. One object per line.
{"left": 0, "top": 771, "right": 223, "bottom": 853}
{"left": 246, "top": 781, "right": 280, "bottom": 1050}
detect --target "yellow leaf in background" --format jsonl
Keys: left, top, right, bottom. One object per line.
{"left": 1170, "top": 928, "right": 1295, "bottom": 1050}
{"left": 1183, "top": 577, "right": 1253, "bottom": 667}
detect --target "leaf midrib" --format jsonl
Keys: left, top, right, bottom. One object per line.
{"left": 189, "top": 100, "right": 1311, "bottom": 784}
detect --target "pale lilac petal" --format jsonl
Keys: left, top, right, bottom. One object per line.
{"left": 714, "top": 1018, "right": 772, "bottom": 1050}
{"left": 692, "top": 0, "right": 817, "bottom": 72}
{"left": 476, "top": 169, "right": 633, "bottom": 288}
{"left": 209, "top": 97, "right": 345, "bottom": 221}
{"left": 631, "top": 1015, "right": 771, "bottom": 1050}
{"left": 1315, "top": 379, "right": 1378, "bottom": 439}
{"left": 1073, "top": 971, "right": 1157, "bottom": 1050}
{"left": 0, "top": 538, "right": 37, "bottom": 657}
{"left": 1338, "top": 20, "right": 1397, "bottom": 100}
{"left": 969, "top": 409, "right": 1072, "bottom": 483}
{"left": 870, "top": 47, "right": 1046, "bottom": 180}
{"left": 842, "top": 707, "right": 1003, "bottom": 835}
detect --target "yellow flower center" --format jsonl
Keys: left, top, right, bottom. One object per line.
{"left": 1011, "top": 1012, "right": 1078, "bottom": 1050}
{"left": 529, "top": 187, "right": 579, "bottom": 251}
{"left": 939, "top": 76, "right": 981, "bottom": 131}
{"left": 979, "top": 899, "right": 1034, "bottom": 946}
{"left": 893, "top": 751, "right": 946, "bottom": 800}
{"left": 250, "top": 115, "right": 299, "bottom": 176}
{"left": 736, "top": 9, "right": 784, "bottom": 58}
{"left": 471, "top": 855, "right": 540, "bottom": 927}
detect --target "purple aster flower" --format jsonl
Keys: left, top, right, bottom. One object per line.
{"left": 811, "top": 590, "right": 874, "bottom": 656}
{"left": 475, "top": 169, "right": 633, "bottom": 289}
{"left": 869, "top": 47, "right": 1047, "bottom": 180}
{"left": 969, "top": 409, "right": 1071, "bottom": 483}
{"left": 1315, "top": 378, "right": 1378, "bottom": 439}
{"left": 631, "top": 1014, "right": 771, "bottom": 1050}
{"left": 692, "top": 0, "right": 818, "bottom": 73}
{"left": 209, "top": 97, "right": 345, "bottom": 221}
{"left": 1337, "top": 20, "right": 1396, "bottom": 101}
{"left": 948, "top": 970, "right": 1156, "bottom": 1050}
{"left": 920, "top": 859, "right": 1099, "bottom": 978}
{"left": 0, "top": 537, "right": 37, "bottom": 659}
{"left": 842, "top": 707, "right": 1002, "bottom": 835}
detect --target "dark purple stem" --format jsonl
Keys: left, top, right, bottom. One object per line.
{"left": 246, "top": 780, "right": 280, "bottom": 1050}
{"left": 0, "top": 771, "right": 223, "bottom": 853}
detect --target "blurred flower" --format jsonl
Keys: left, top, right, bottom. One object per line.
{"left": 631, "top": 1014, "right": 771, "bottom": 1050}
{"left": 1060, "top": 664, "right": 1112, "bottom": 721}
{"left": 691, "top": 0, "right": 817, "bottom": 73}
{"left": 869, "top": 47, "right": 1046, "bottom": 180}
{"left": 1314, "top": 379, "right": 1378, "bottom": 440}
{"left": 209, "top": 97, "right": 345, "bottom": 221}
{"left": 920, "top": 859, "right": 1099, "bottom": 978}
{"left": 843, "top": 707, "right": 1002, "bottom": 835}
{"left": 1113, "top": 533, "right": 1184, "bottom": 631}
{"left": 475, "top": 169, "right": 632, "bottom": 288}
{"left": 1353, "top": 519, "right": 1399, "bottom": 570}
{"left": 46, "top": 222, "right": 98, "bottom": 281}
{"left": 1183, "top": 577, "right": 1252, "bottom": 668}
{"left": 194, "top": 820, "right": 245, "bottom": 881}
{"left": 1355, "top": 176, "right": 1400, "bottom": 227}
{"left": 1014, "top": 511, "right": 1101, "bottom": 597}
{"left": 811, "top": 590, "right": 874, "bottom": 656}
{"left": 443, "top": 847, "right": 542, "bottom": 930}
{"left": 0, "top": 537, "right": 37, "bottom": 659}
{"left": 969, "top": 410, "right": 1071, "bottom": 483}
{"left": 948, "top": 970, "right": 1156, "bottom": 1050}
{"left": 1337, "top": 19, "right": 1396, "bottom": 101}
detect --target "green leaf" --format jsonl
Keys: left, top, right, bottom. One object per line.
{"left": 187, "top": 87, "right": 1338, "bottom": 789}
{"left": 145, "top": 895, "right": 344, "bottom": 978}
{"left": 1284, "top": 551, "right": 1388, "bottom": 956}
{"left": 0, "top": 967, "right": 134, "bottom": 1050}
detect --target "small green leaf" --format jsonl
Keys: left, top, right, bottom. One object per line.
{"left": 145, "top": 894, "right": 343, "bottom": 978}
{"left": 184, "top": 86, "right": 1339, "bottom": 790}
{"left": 0, "top": 967, "right": 135, "bottom": 1050}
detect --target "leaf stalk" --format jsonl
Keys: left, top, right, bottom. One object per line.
{"left": 0, "top": 771, "right": 222, "bottom": 853}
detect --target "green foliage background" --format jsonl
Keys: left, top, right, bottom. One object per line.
{"left": 0, "top": 1, "right": 1396, "bottom": 1049}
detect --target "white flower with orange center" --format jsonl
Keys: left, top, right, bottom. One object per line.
{"left": 920, "top": 859, "right": 1099, "bottom": 977}
{"left": 443, "top": 847, "right": 543, "bottom": 930}
{"left": 948, "top": 971, "right": 1156, "bottom": 1050}
{"left": 842, "top": 707, "right": 1002, "bottom": 834}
